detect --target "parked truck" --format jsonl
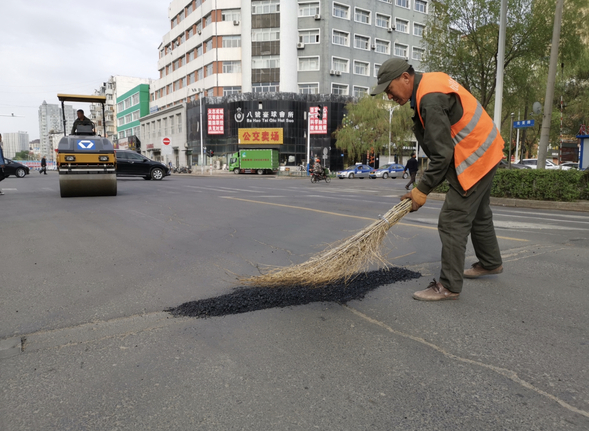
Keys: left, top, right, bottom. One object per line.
{"left": 229, "top": 149, "right": 279, "bottom": 175}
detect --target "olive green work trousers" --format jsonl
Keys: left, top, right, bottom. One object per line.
{"left": 438, "top": 166, "right": 502, "bottom": 293}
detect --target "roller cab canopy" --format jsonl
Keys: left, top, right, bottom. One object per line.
{"left": 57, "top": 94, "right": 107, "bottom": 104}
{"left": 57, "top": 93, "right": 107, "bottom": 137}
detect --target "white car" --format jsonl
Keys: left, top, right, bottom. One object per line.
{"left": 516, "top": 159, "right": 571, "bottom": 170}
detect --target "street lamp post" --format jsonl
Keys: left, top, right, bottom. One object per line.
{"left": 508, "top": 113, "right": 514, "bottom": 168}
{"left": 388, "top": 105, "right": 400, "bottom": 164}
{"left": 191, "top": 88, "right": 204, "bottom": 174}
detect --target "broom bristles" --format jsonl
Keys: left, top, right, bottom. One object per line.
{"left": 240, "top": 199, "right": 413, "bottom": 287}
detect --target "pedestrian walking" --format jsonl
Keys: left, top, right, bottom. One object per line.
{"left": 371, "top": 58, "right": 504, "bottom": 301}
{"left": 0, "top": 134, "right": 6, "bottom": 195}
{"left": 40, "top": 156, "right": 47, "bottom": 175}
{"left": 403, "top": 152, "right": 418, "bottom": 190}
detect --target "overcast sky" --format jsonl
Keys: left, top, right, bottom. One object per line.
{"left": 0, "top": 0, "right": 170, "bottom": 140}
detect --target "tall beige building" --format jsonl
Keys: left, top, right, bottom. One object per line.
{"left": 151, "top": 0, "right": 429, "bottom": 108}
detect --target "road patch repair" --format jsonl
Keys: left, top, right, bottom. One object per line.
{"left": 167, "top": 267, "right": 420, "bottom": 318}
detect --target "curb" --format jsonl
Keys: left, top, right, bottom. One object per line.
{"left": 428, "top": 193, "right": 589, "bottom": 213}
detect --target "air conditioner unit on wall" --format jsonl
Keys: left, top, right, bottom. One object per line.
{"left": 314, "top": 14, "right": 321, "bottom": 20}
{"left": 387, "top": 26, "right": 394, "bottom": 32}
{"left": 330, "top": 69, "right": 336, "bottom": 75}
{"left": 197, "top": 30, "right": 201, "bottom": 35}
{"left": 335, "top": 70, "right": 341, "bottom": 76}
{"left": 233, "top": 20, "right": 240, "bottom": 25}
{"left": 371, "top": 44, "right": 376, "bottom": 50}
{"left": 297, "top": 42, "right": 305, "bottom": 49}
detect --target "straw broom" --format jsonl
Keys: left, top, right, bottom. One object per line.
{"left": 240, "top": 199, "right": 413, "bottom": 288}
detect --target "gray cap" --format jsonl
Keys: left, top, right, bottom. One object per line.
{"left": 370, "top": 58, "right": 411, "bottom": 96}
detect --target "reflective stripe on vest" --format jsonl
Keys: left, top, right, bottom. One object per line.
{"left": 416, "top": 73, "right": 504, "bottom": 191}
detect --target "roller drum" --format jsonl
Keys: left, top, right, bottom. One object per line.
{"left": 59, "top": 173, "right": 117, "bottom": 197}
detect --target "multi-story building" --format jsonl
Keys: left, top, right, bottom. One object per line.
{"left": 91, "top": 76, "right": 151, "bottom": 139}
{"left": 2, "top": 131, "right": 29, "bottom": 159}
{"left": 38, "top": 101, "right": 75, "bottom": 157}
{"left": 151, "top": 0, "right": 428, "bottom": 107}
{"left": 150, "top": 0, "right": 429, "bottom": 169}
{"left": 116, "top": 84, "right": 151, "bottom": 148}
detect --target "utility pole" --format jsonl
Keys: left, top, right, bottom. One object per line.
{"left": 537, "top": 0, "right": 564, "bottom": 169}
{"left": 493, "top": 0, "right": 508, "bottom": 129}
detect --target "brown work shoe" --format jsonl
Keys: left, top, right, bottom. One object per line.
{"left": 413, "top": 279, "right": 459, "bottom": 301}
{"left": 464, "top": 262, "right": 503, "bottom": 279}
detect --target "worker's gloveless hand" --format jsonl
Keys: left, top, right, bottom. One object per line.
{"left": 400, "top": 188, "right": 427, "bottom": 212}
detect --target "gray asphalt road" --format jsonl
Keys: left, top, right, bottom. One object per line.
{"left": 1, "top": 172, "right": 588, "bottom": 430}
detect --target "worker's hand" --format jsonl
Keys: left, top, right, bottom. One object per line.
{"left": 400, "top": 188, "right": 427, "bottom": 212}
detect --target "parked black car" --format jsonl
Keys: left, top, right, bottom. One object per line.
{"left": 114, "top": 150, "right": 170, "bottom": 180}
{"left": 3, "top": 159, "right": 30, "bottom": 178}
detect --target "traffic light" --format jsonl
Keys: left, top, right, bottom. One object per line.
{"left": 210, "top": 150, "right": 214, "bottom": 157}
{"left": 317, "top": 105, "right": 323, "bottom": 120}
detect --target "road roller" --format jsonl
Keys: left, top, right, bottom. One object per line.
{"left": 56, "top": 94, "right": 117, "bottom": 197}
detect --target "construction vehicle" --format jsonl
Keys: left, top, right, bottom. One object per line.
{"left": 228, "top": 148, "right": 279, "bottom": 174}
{"left": 56, "top": 94, "right": 117, "bottom": 197}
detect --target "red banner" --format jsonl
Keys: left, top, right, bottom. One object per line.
{"left": 208, "top": 108, "right": 224, "bottom": 135}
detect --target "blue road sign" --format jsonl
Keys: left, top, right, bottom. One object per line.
{"left": 77, "top": 140, "right": 95, "bottom": 150}
{"left": 513, "top": 120, "right": 535, "bottom": 129}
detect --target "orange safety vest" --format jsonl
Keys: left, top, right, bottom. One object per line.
{"left": 415, "top": 73, "right": 504, "bottom": 191}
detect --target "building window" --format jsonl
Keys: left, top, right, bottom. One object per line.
{"left": 299, "top": 2, "right": 319, "bottom": 16}
{"left": 252, "top": 28, "right": 280, "bottom": 41}
{"left": 204, "top": 14, "right": 212, "bottom": 27}
{"left": 414, "top": 23, "right": 425, "bottom": 37}
{"left": 354, "top": 35, "right": 370, "bottom": 50}
{"left": 252, "top": 55, "right": 280, "bottom": 68}
{"left": 223, "top": 61, "right": 242, "bottom": 73}
{"left": 124, "top": 98, "right": 131, "bottom": 109}
{"left": 197, "top": 68, "right": 204, "bottom": 80}
{"left": 332, "top": 83, "right": 348, "bottom": 95}
{"left": 374, "top": 63, "right": 381, "bottom": 77}
{"left": 396, "top": 19, "right": 409, "bottom": 33}
{"left": 375, "top": 39, "right": 390, "bottom": 54}
{"left": 354, "top": 86, "right": 369, "bottom": 98}
{"left": 187, "top": 27, "right": 193, "bottom": 39}
{"left": 223, "top": 86, "right": 242, "bottom": 96}
{"left": 394, "top": 43, "right": 408, "bottom": 57}
{"left": 332, "top": 30, "right": 349, "bottom": 46}
{"left": 379, "top": 0, "right": 392, "bottom": 3}
{"left": 205, "top": 63, "right": 213, "bottom": 76}
{"left": 298, "top": 57, "right": 320, "bottom": 71}
{"left": 186, "top": 3, "right": 193, "bottom": 15}
{"left": 132, "top": 93, "right": 139, "bottom": 105}
{"left": 252, "top": 82, "right": 279, "bottom": 93}
{"left": 117, "top": 101, "right": 124, "bottom": 112}
{"left": 205, "top": 39, "right": 213, "bottom": 52}
{"left": 188, "top": 49, "right": 195, "bottom": 61}
{"left": 354, "top": 8, "right": 370, "bottom": 24}
{"left": 376, "top": 14, "right": 390, "bottom": 28}
{"left": 222, "top": 9, "right": 241, "bottom": 21}
{"left": 252, "top": 0, "right": 280, "bottom": 15}
{"left": 299, "top": 29, "right": 320, "bottom": 44}
{"left": 333, "top": 3, "right": 349, "bottom": 19}
{"left": 222, "top": 35, "right": 241, "bottom": 48}
{"left": 207, "top": 88, "right": 214, "bottom": 97}
{"left": 412, "top": 47, "right": 424, "bottom": 61}
{"left": 298, "top": 83, "right": 319, "bottom": 94}
{"left": 396, "top": 0, "right": 409, "bottom": 8}
{"left": 125, "top": 113, "right": 132, "bottom": 124}
{"left": 353, "top": 61, "right": 369, "bottom": 76}
{"left": 197, "top": 45, "right": 203, "bottom": 56}
{"left": 332, "top": 57, "right": 349, "bottom": 73}
{"left": 414, "top": 0, "right": 427, "bottom": 13}
{"left": 132, "top": 110, "right": 140, "bottom": 121}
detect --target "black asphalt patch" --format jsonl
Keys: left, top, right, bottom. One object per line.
{"left": 167, "top": 267, "right": 421, "bottom": 318}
